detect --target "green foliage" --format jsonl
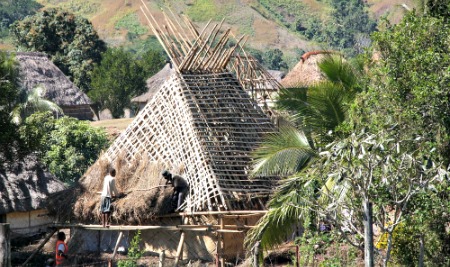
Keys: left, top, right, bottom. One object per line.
{"left": 324, "top": 0, "right": 376, "bottom": 56}
{"left": 11, "top": 85, "right": 64, "bottom": 124}
{"left": 118, "top": 230, "right": 143, "bottom": 267}
{"left": 10, "top": 8, "right": 107, "bottom": 92}
{"left": 88, "top": 48, "right": 148, "bottom": 118}
{"left": 0, "top": 51, "right": 23, "bottom": 162}
{"left": 19, "top": 112, "right": 109, "bottom": 183}
{"left": 18, "top": 112, "right": 55, "bottom": 156}
{"left": 251, "top": 126, "right": 315, "bottom": 177}
{"left": 124, "top": 36, "right": 165, "bottom": 59}
{"left": 187, "top": 0, "right": 220, "bottom": 21}
{"left": 352, "top": 12, "right": 450, "bottom": 163}
{"left": 116, "top": 12, "right": 148, "bottom": 39}
{"left": 277, "top": 55, "right": 362, "bottom": 143}
{"left": 0, "top": 0, "right": 42, "bottom": 38}
{"left": 139, "top": 49, "right": 166, "bottom": 78}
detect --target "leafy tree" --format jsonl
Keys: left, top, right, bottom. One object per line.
{"left": 0, "top": 51, "right": 23, "bottom": 162}
{"left": 262, "top": 48, "right": 288, "bottom": 71}
{"left": 325, "top": 0, "right": 376, "bottom": 56}
{"left": 88, "top": 48, "right": 147, "bottom": 118}
{"left": 10, "top": 8, "right": 106, "bottom": 92}
{"left": 11, "top": 85, "right": 63, "bottom": 124}
{"left": 348, "top": 11, "right": 450, "bottom": 265}
{"left": 0, "top": 0, "right": 42, "bottom": 38}
{"left": 20, "top": 112, "right": 109, "bottom": 184}
{"left": 139, "top": 49, "right": 166, "bottom": 78}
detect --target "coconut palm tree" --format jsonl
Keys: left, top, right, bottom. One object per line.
{"left": 11, "top": 84, "right": 63, "bottom": 124}
{"left": 245, "top": 54, "right": 363, "bottom": 252}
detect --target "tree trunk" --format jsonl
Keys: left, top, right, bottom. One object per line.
{"left": 418, "top": 235, "right": 425, "bottom": 267}
{"left": 0, "top": 223, "right": 11, "bottom": 267}
{"left": 363, "top": 201, "right": 374, "bottom": 267}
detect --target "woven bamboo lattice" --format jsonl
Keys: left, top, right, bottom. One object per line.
{"left": 84, "top": 2, "right": 280, "bottom": 213}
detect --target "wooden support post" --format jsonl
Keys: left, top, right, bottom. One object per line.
{"left": 175, "top": 217, "right": 188, "bottom": 266}
{"left": 22, "top": 227, "right": 58, "bottom": 267}
{"left": 220, "top": 217, "right": 224, "bottom": 267}
{"left": 175, "top": 233, "right": 186, "bottom": 267}
{"left": 0, "top": 224, "right": 11, "bottom": 267}
{"left": 159, "top": 250, "right": 165, "bottom": 267}
{"left": 111, "top": 231, "right": 124, "bottom": 260}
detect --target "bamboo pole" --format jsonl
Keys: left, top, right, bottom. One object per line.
{"left": 111, "top": 231, "right": 124, "bottom": 260}
{"left": 175, "top": 217, "right": 188, "bottom": 266}
{"left": 21, "top": 228, "right": 58, "bottom": 267}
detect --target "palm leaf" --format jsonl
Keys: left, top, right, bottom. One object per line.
{"left": 245, "top": 175, "right": 317, "bottom": 251}
{"left": 251, "top": 126, "right": 316, "bottom": 177}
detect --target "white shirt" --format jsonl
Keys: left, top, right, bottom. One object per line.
{"left": 101, "top": 174, "right": 118, "bottom": 197}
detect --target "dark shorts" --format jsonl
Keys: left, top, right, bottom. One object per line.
{"left": 100, "top": 196, "right": 111, "bottom": 213}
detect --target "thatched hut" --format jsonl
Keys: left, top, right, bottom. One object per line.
{"left": 15, "top": 52, "right": 94, "bottom": 120}
{"left": 131, "top": 63, "right": 175, "bottom": 111}
{"left": 0, "top": 154, "right": 66, "bottom": 237}
{"left": 48, "top": 7, "right": 280, "bottom": 263}
{"left": 281, "top": 50, "right": 336, "bottom": 88}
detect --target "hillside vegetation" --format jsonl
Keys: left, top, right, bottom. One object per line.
{"left": 31, "top": 0, "right": 415, "bottom": 67}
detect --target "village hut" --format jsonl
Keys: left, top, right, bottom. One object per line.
{"left": 46, "top": 6, "right": 281, "bottom": 263}
{"left": 131, "top": 63, "right": 175, "bottom": 111}
{"left": 281, "top": 50, "right": 336, "bottom": 88}
{"left": 15, "top": 52, "right": 94, "bottom": 120}
{"left": 0, "top": 154, "right": 66, "bottom": 238}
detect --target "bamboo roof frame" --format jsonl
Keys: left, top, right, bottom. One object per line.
{"left": 65, "top": 3, "right": 281, "bottom": 224}
{"left": 140, "top": 0, "right": 282, "bottom": 105}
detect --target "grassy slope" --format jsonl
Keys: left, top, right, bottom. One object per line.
{"left": 30, "top": 0, "right": 415, "bottom": 67}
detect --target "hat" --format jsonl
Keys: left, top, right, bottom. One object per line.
{"left": 161, "top": 170, "right": 171, "bottom": 177}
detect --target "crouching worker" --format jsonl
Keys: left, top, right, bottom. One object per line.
{"left": 162, "top": 170, "right": 189, "bottom": 212}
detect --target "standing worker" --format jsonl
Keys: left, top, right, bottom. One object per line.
{"left": 100, "top": 167, "right": 120, "bottom": 227}
{"left": 55, "top": 232, "right": 68, "bottom": 266}
{"left": 161, "top": 170, "right": 189, "bottom": 212}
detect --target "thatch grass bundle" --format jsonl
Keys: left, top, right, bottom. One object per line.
{"left": 48, "top": 151, "right": 185, "bottom": 225}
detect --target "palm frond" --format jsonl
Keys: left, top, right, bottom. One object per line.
{"left": 318, "top": 54, "right": 359, "bottom": 92}
{"left": 245, "top": 174, "right": 315, "bottom": 251}
{"left": 251, "top": 126, "right": 316, "bottom": 177}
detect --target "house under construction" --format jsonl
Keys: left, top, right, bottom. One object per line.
{"left": 45, "top": 2, "right": 283, "bottom": 265}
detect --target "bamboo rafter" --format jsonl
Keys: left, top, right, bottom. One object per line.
{"left": 140, "top": 0, "right": 244, "bottom": 73}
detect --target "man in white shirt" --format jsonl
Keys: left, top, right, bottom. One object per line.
{"left": 100, "top": 168, "right": 119, "bottom": 227}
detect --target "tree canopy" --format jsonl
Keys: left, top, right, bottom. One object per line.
{"left": 88, "top": 48, "right": 163, "bottom": 118}
{"left": 10, "top": 8, "right": 106, "bottom": 92}
{"left": 0, "top": 0, "right": 42, "bottom": 38}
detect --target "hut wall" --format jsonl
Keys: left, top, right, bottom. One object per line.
{"left": 61, "top": 105, "right": 94, "bottom": 121}
{"left": 7, "top": 209, "right": 53, "bottom": 236}
{"left": 221, "top": 215, "right": 261, "bottom": 260}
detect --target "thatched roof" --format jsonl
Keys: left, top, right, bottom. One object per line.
{"left": 281, "top": 50, "right": 335, "bottom": 88}
{"left": 15, "top": 52, "right": 92, "bottom": 106}
{"left": 131, "top": 63, "right": 175, "bottom": 104}
{"left": 53, "top": 7, "right": 279, "bottom": 224}
{"left": 0, "top": 154, "right": 66, "bottom": 214}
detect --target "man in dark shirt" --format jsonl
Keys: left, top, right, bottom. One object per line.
{"left": 162, "top": 170, "right": 189, "bottom": 212}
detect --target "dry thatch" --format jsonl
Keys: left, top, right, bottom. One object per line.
{"left": 48, "top": 154, "right": 174, "bottom": 224}
{"left": 15, "top": 52, "right": 94, "bottom": 120}
{"left": 281, "top": 50, "right": 336, "bottom": 88}
{"left": 0, "top": 154, "right": 66, "bottom": 214}
{"left": 54, "top": 5, "right": 280, "bottom": 224}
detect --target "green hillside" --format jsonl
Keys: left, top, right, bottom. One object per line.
{"left": 4, "top": 0, "right": 416, "bottom": 67}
